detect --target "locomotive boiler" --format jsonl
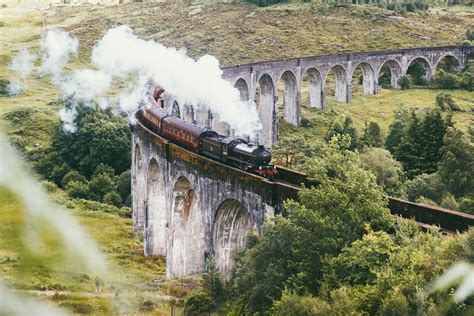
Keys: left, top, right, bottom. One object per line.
{"left": 137, "top": 85, "right": 277, "bottom": 179}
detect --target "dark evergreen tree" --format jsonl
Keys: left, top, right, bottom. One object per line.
{"left": 362, "top": 121, "right": 384, "bottom": 148}
{"left": 325, "top": 116, "right": 359, "bottom": 150}
{"left": 438, "top": 128, "right": 474, "bottom": 198}
{"left": 393, "top": 111, "right": 422, "bottom": 178}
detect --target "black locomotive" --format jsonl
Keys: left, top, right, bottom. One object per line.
{"left": 137, "top": 85, "right": 277, "bottom": 179}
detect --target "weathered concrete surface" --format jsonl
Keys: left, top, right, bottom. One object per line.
{"left": 164, "top": 45, "right": 473, "bottom": 147}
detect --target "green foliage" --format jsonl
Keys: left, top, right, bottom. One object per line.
{"left": 387, "top": 108, "right": 451, "bottom": 178}
{"left": 65, "top": 181, "right": 89, "bottom": 200}
{"left": 229, "top": 135, "right": 393, "bottom": 313}
{"left": 397, "top": 75, "right": 411, "bottom": 90}
{"left": 88, "top": 173, "right": 116, "bottom": 202}
{"left": 273, "top": 135, "right": 316, "bottom": 168}
{"left": 438, "top": 128, "right": 474, "bottom": 198}
{"left": 116, "top": 170, "right": 131, "bottom": 200}
{"left": 51, "top": 105, "right": 130, "bottom": 178}
{"left": 436, "top": 93, "right": 462, "bottom": 112}
{"left": 103, "top": 191, "right": 122, "bottom": 208}
{"left": 360, "top": 147, "right": 404, "bottom": 196}
{"left": 466, "top": 29, "right": 474, "bottom": 42}
{"left": 0, "top": 78, "right": 9, "bottom": 96}
{"left": 202, "top": 256, "right": 226, "bottom": 308}
{"left": 324, "top": 116, "right": 359, "bottom": 150}
{"left": 323, "top": 229, "right": 398, "bottom": 288}
{"left": 184, "top": 290, "right": 212, "bottom": 315}
{"left": 407, "top": 59, "right": 429, "bottom": 86}
{"left": 361, "top": 121, "right": 384, "bottom": 148}
{"left": 271, "top": 291, "right": 330, "bottom": 316}
{"left": 403, "top": 173, "right": 446, "bottom": 203}
{"left": 61, "top": 170, "right": 87, "bottom": 187}
{"left": 440, "top": 193, "right": 459, "bottom": 210}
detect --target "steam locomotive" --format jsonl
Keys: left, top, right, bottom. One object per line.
{"left": 137, "top": 85, "right": 277, "bottom": 179}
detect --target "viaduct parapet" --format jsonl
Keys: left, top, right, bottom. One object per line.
{"left": 163, "top": 45, "right": 473, "bottom": 147}
{"left": 132, "top": 119, "right": 474, "bottom": 279}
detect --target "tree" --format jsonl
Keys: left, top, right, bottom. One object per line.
{"left": 51, "top": 105, "right": 131, "bottom": 178}
{"left": 116, "top": 170, "right": 131, "bottom": 201}
{"left": 229, "top": 135, "right": 393, "bottom": 313}
{"left": 397, "top": 75, "right": 411, "bottom": 90}
{"left": 273, "top": 136, "right": 316, "bottom": 168}
{"left": 62, "top": 170, "right": 87, "bottom": 187}
{"left": 88, "top": 173, "right": 116, "bottom": 202}
{"left": 202, "top": 256, "right": 225, "bottom": 308}
{"left": 403, "top": 173, "right": 446, "bottom": 203}
{"left": 360, "top": 147, "right": 404, "bottom": 196}
{"left": 438, "top": 128, "right": 474, "bottom": 198}
{"left": 325, "top": 116, "right": 359, "bottom": 150}
{"left": 362, "top": 121, "right": 384, "bottom": 148}
{"left": 65, "top": 181, "right": 89, "bottom": 199}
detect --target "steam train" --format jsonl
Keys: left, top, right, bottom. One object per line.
{"left": 137, "top": 85, "right": 277, "bottom": 179}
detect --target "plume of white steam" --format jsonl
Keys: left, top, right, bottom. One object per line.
{"left": 39, "top": 29, "right": 78, "bottom": 81}
{"left": 39, "top": 26, "right": 261, "bottom": 136}
{"left": 9, "top": 48, "right": 37, "bottom": 80}
{"left": 0, "top": 132, "right": 107, "bottom": 275}
{"left": 7, "top": 48, "right": 37, "bottom": 96}
{"left": 6, "top": 81, "right": 24, "bottom": 96}
{"left": 0, "top": 282, "right": 68, "bottom": 316}
{"left": 429, "top": 261, "right": 474, "bottom": 302}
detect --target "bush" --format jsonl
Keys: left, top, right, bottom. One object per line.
{"left": 116, "top": 170, "right": 131, "bottom": 200}
{"left": 88, "top": 173, "right": 115, "bottom": 201}
{"left": 0, "top": 78, "right": 9, "bottom": 96}
{"left": 398, "top": 76, "right": 411, "bottom": 90}
{"left": 103, "top": 191, "right": 122, "bottom": 208}
{"left": 360, "top": 147, "right": 404, "bottom": 196}
{"left": 458, "top": 197, "right": 474, "bottom": 215}
{"left": 62, "top": 170, "right": 87, "bottom": 187}
{"left": 440, "top": 193, "right": 459, "bottom": 210}
{"left": 66, "top": 181, "right": 89, "bottom": 199}
{"left": 435, "top": 70, "right": 460, "bottom": 89}
{"left": 118, "top": 207, "right": 132, "bottom": 218}
{"left": 272, "top": 292, "right": 330, "bottom": 315}
{"left": 403, "top": 173, "right": 446, "bottom": 203}
{"left": 183, "top": 290, "right": 212, "bottom": 315}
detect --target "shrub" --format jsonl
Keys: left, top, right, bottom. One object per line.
{"left": 116, "top": 170, "right": 131, "bottom": 200}
{"left": 62, "top": 170, "right": 87, "bottom": 187}
{"left": 435, "top": 71, "right": 460, "bottom": 89}
{"left": 458, "top": 198, "right": 474, "bottom": 215}
{"left": 183, "top": 290, "right": 212, "bottom": 315}
{"left": 0, "top": 78, "right": 9, "bottom": 96}
{"left": 118, "top": 207, "right": 132, "bottom": 218}
{"left": 66, "top": 181, "right": 89, "bottom": 199}
{"left": 440, "top": 193, "right": 459, "bottom": 210}
{"left": 403, "top": 173, "right": 446, "bottom": 203}
{"left": 398, "top": 75, "right": 411, "bottom": 90}
{"left": 88, "top": 173, "right": 115, "bottom": 201}
{"left": 103, "top": 191, "right": 122, "bottom": 208}
{"left": 272, "top": 292, "right": 330, "bottom": 315}
{"left": 41, "top": 180, "right": 58, "bottom": 193}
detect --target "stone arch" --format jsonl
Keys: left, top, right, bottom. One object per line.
{"left": 172, "top": 100, "right": 181, "bottom": 118}
{"left": 212, "top": 199, "right": 254, "bottom": 278}
{"left": 433, "top": 54, "right": 462, "bottom": 76}
{"left": 234, "top": 78, "right": 250, "bottom": 101}
{"left": 325, "top": 64, "right": 350, "bottom": 103}
{"left": 145, "top": 158, "right": 167, "bottom": 257}
{"left": 351, "top": 62, "right": 377, "bottom": 95}
{"left": 278, "top": 70, "right": 300, "bottom": 125}
{"left": 256, "top": 73, "right": 277, "bottom": 147}
{"left": 406, "top": 56, "right": 433, "bottom": 84}
{"left": 133, "top": 143, "right": 146, "bottom": 235}
{"left": 169, "top": 176, "right": 203, "bottom": 276}
{"left": 303, "top": 67, "right": 324, "bottom": 109}
{"left": 377, "top": 59, "right": 403, "bottom": 89}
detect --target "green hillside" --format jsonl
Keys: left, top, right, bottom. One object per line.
{"left": 0, "top": 2, "right": 473, "bottom": 314}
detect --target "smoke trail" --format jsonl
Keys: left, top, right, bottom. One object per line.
{"left": 9, "top": 48, "right": 37, "bottom": 80}
{"left": 0, "top": 132, "right": 107, "bottom": 275}
{"left": 39, "top": 29, "right": 78, "bottom": 81}
{"left": 38, "top": 26, "right": 261, "bottom": 136}
{"left": 7, "top": 48, "right": 37, "bottom": 96}
{"left": 0, "top": 282, "right": 68, "bottom": 316}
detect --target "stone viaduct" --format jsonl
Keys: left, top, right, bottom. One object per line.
{"left": 132, "top": 117, "right": 474, "bottom": 279}
{"left": 163, "top": 45, "right": 473, "bottom": 147}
